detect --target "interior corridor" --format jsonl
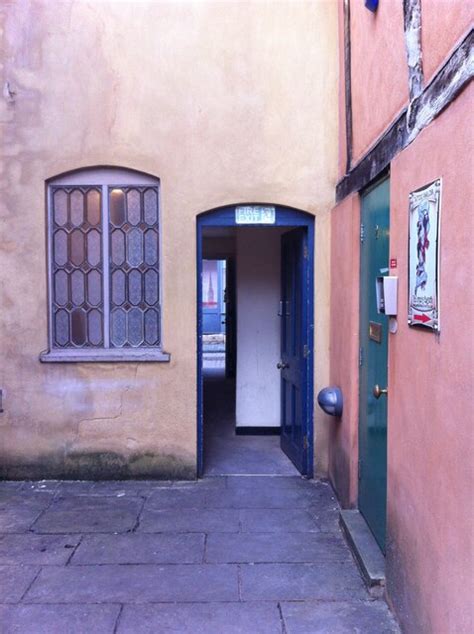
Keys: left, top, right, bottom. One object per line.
{"left": 203, "top": 368, "right": 299, "bottom": 476}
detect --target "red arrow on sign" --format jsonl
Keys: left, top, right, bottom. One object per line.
{"left": 414, "top": 314, "right": 431, "bottom": 323}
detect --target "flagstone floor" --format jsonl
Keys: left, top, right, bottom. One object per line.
{"left": 0, "top": 476, "right": 400, "bottom": 633}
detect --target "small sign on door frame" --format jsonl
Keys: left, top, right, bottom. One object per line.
{"left": 235, "top": 206, "right": 276, "bottom": 225}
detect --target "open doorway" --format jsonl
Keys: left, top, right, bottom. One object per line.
{"left": 197, "top": 206, "right": 314, "bottom": 478}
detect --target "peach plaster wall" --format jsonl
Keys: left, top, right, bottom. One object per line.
{"left": 0, "top": 0, "right": 338, "bottom": 479}
{"left": 328, "top": 193, "right": 360, "bottom": 508}
{"left": 386, "top": 83, "right": 474, "bottom": 634}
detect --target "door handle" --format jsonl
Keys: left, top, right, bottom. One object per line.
{"left": 373, "top": 384, "right": 388, "bottom": 399}
{"left": 277, "top": 361, "right": 289, "bottom": 370}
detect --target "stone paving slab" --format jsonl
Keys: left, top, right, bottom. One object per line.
{"left": 145, "top": 482, "right": 319, "bottom": 510}
{"left": 0, "top": 534, "right": 80, "bottom": 565}
{"left": 227, "top": 476, "right": 338, "bottom": 503}
{"left": 226, "top": 476, "right": 323, "bottom": 505}
{"left": 0, "top": 508, "right": 47, "bottom": 533}
{"left": 172, "top": 478, "right": 227, "bottom": 490}
{"left": 52, "top": 481, "right": 100, "bottom": 496}
{"left": 25, "top": 564, "right": 240, "bottom": 603}
{"left": 0, "top": 603, "right": 120, "bottom": 634}
{"left": 238, "top": 508, "right": 325, "bottom": 533}
{"left": 0, "top": 481, "right": 24, "bottom": 492}
{"left": 0, "top": 565, "right": 40, "bottom": 603}
{"left": 206, "top": 532, "right": 352, "bottom": 563}
{"left": 0, "top": 491, "right": 54, "bottom": 533}
{"left": 90, "top": 480, "right": 176, "bottom": 496}
{"left": 55, "top": 480, "right": 186, "bottom": 497}
{"left": 71, "top": 533, "right": 205, "bottom": 565}
{"left": 308, "top": 505, "right": 341, "bottom": 532}
{"left": 117, "top": 602, "right": 283, "bottom": 634}
{"left": 280, "top": 600, "right": 401, "bottom": 633}
{"left": 240, "top": 563, "right": 367, "bottom": 601}
{"left": 0, "top": 490, "right": 55, "bottom": 506}
{"left": 20, "top": 482, "right": 60, "bottom": 494}
{"left": 32, "top": 495, "right": 143, "bottom": 533}
{"left": 141, "top": 477, "right": 229, "bottom": 510}
{"left": 227, "top": 487, "right": 320, "bottom": 509}
{"left": 144, "top": 487, "right": 222, "bottom": 510}
{"left": 138, "top": 507, "right": 241, "bottom": 533}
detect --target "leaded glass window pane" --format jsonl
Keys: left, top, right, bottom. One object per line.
{"left": 88, "top": 309, "right": 103, "bottom": 346}
{"left": 144, "top": 308, "right": 159, "bottom": 345}
{"left": 51, "top": 187, "right": 104, "bottom": 348}
{"left": 87, "top": 230, "right": 101, "bottom": 266}
{"left": 87, "top": 270, "right": 102, "bottom": 306}
{"left": 71, "top": 308, "right": 87, "bottom": 345}
{"left": 87, "top": 190, "right": 101, "bottom": 226}
{"left": 110, "top": 308, "right": 127, "bottom": 347}
{"left": 108, "top": 186, "right": 160, "bottom": 347}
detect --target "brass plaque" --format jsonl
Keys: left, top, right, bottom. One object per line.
{"left": 369, "top": 321, "right": 383, "bottom": 343}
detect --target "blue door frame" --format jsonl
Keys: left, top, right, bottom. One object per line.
{"left": 196, "top": 204, "right": 315, "bottom": 477}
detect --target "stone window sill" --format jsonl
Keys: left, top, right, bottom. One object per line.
{"left": 39, "top": 348, "right": 171, "bottom": 363}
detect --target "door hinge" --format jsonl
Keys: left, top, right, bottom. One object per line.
{"left": 359, "top": 347, "right": 363, "bottom": 367}
{"left": 303, "top": 344, "right": 310, "bottom": 358}
{"left": 303, "top": 435, "right": 309, "bottom": 450}
{"left": 358, "top": 458, "right": 362, "bottom": 480}
{"left": 360, "top": 223, "right": 365, "bottom": 243}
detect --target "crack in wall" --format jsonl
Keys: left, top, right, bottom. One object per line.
{"left": 68, "top": 364, "right": 139, "bottom": 453}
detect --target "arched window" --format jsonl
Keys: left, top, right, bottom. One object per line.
{"left": 41, "top": 167, "right": 169, "bottom": 362}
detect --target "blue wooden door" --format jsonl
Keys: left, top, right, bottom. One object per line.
{"left": 359, "top": 178, "right": 390, "bottom": 552}
{"left": 280, "top": 228, "right": 309, "bottom": 474}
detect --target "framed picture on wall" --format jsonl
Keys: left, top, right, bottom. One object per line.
{"left": 408, "top": 178, "right": 442, "bottom": 332}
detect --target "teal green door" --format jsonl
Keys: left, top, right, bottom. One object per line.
{"left": 359, "top": 177, "right": 390, "bottom": 552}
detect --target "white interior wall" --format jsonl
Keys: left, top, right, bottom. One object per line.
{"left": 236, "top": 228, "right": 283, "bottom": 428}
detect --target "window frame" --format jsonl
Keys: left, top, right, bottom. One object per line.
{"left": 40, "top": 167, "right": 170, "bottom": 363}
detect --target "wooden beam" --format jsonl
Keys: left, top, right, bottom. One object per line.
{"left": 406, "top": 28, "right": 474, "bottom": 141}
{"left": 403, "top": 0, "right": 424, "bottom": 100}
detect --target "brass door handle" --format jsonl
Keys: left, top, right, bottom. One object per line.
{"left": 373, "top": 384, "right": 388, "bottom": 399}
{"left": 277, "top": 361, "right": 289, "bottom": 370}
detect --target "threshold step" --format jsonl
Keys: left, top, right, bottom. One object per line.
{"left": 340, "top": 509, "right": 385, "bottom": 590}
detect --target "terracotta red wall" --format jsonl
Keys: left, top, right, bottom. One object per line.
{"left": 332, "top": 2, "right": 473, "bottom": 632}
{"left": 386, "top": 82, "right": 474, "bottom": 634}
{"left": 349, "top": 0, "right": 408, "bottom": 162}
{"left": 421, "top": 1, "right": 472, "bottom": 83}
{"left": 330, "top": 81, "right": 474, "bottom": 633}
{"left": 337, "top": 0, "right": 348, "bottom": 179}
{"left": 341, "top": 1, "right": 471, "bottom": 170}
{"left": 329, "top": 194, "right": 360, "bottom": 507}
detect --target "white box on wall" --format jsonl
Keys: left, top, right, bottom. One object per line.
{"left": 376, "top": 276, "right": 398, "bottom": 316}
